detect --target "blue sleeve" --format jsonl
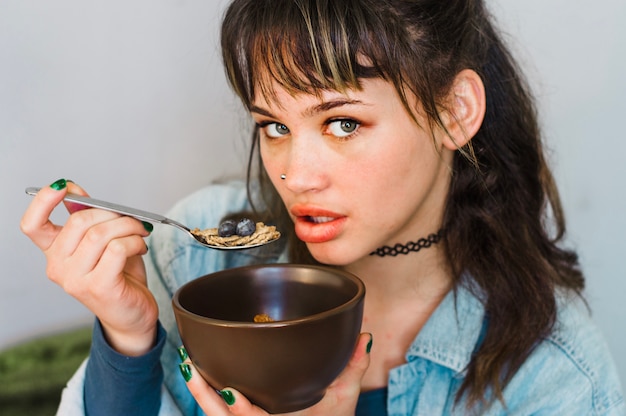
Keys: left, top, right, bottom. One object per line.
{"left": 84, "top": 319, "right": 167, "bottom": 416}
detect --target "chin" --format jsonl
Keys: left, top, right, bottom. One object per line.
{"left": 306, "top": 242, "right": 365, "bottom": 267}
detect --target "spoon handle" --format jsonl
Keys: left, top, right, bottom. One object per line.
{"left": 25, "top": 187, "right": 173, "bottom": 225}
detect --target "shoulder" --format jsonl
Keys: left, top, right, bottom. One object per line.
{"left": 502, "top": 291, "right": 624, "bottom": 414}
{"left": 546, "top": 292, "right": 624, "bottom": 412}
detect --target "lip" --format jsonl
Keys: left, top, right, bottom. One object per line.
{"left": 290, "top": 205, "right": 347, "bottom": 244}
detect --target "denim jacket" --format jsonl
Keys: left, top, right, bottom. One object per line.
{"left": 57, "top": 180, "right": 624, "bottom": 415}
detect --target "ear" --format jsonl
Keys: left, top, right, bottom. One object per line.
{"left": 439, "top": 69, "right": 486, "bottom": 150}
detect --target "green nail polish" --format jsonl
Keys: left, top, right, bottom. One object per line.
{"left": 142, "top": 222, "right": 153, "bottom": 233}
{"left": 50, "top": 179, "right": 67, "bottom": 191}
{"left": 220, "top": 389, "right": 236, "bottom": 406}
{"left": 366, "top": 335, "right": 373, "bottom": 354}
{"left": 177, "top": 346, "right": 188, "bottom": 362}
{"left": 179, "top": 363, "right": 192, "bottom": 382}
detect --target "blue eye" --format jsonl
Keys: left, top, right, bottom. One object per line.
{"left": 264, "top": 122, "right": 290, "bottom": 138}
{"left": 328, "top": 119, "right": 359, "bottom": 137}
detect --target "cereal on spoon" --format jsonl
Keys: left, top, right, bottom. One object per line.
{"left": 191, "top": 218, "right": 280, "bottom": 248}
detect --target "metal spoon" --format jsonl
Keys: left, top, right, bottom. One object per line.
{"left": 25, "top": 187, "right": 280, "bottom": 250}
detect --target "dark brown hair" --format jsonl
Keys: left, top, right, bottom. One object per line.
{"left": 220, "top": 0, "right": 584, "bottom": 409}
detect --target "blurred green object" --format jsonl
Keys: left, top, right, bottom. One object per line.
{"left": 0, "top": 326, "right": 92, "bottom": 416}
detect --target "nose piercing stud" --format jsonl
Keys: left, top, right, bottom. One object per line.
{"left": 280, "top": 174, "right": 286, "bottom": 180}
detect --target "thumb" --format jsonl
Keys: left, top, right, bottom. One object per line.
{"left": 63, "top": 180, "right": 92, "bottom": 213}
{"left": 346, "top": 332, "right": 373, "bottom": 380}
{"left": 328, "top": 332, "right": 373, "bottom": 394}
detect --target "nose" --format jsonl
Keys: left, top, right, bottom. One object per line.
{"left": 282, "top": 134, "right": 329, "bottom": 194}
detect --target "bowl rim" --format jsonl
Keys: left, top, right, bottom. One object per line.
{"left": 171, "top": 263, "right": 365, "bottom": 328}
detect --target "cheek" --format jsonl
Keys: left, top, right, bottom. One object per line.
{"left": 355, "top": 140, "right": 439, "bottom": 211}
{"left": 260, "top": 141, "right": 293, "bottom": 197}
{"left": 362, "top": 141, "right": 420, "bottom": 183}
{"left": 259, "top": 141, "right": 281, "bottom": 177}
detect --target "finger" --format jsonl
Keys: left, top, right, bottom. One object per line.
{"left": 43, "top": 207, "right": 125, "bottom": 261}
{"left": 66, "top": 215, "right": 150, "bottom": 274}
{"left": 326, "top": 333, "right": 373, "bottom": 398}
{"left": 63, "top": 180, "right": 92, "bottom": 213}
{"left": 90, "top": 234, "right": 149, "bottom": 284}
{"left": 20, "top": 178, "right": 70, "bottom": 250}
{"left": 346, "top": 332, "right": 373, "bottom": 378}
{"left": 42, "top": 209, "right": 129, "bottom": 287}
{"left": 55, "top": 234, "right": 148, "bottom": 301}
{"left": 178, "top": 359, "right": 231, "bottom": 415}
{"left": 279, "top": 333, "right": 374, "bottom": 415}
{"left": 217, "top": 387, "right": 268, "bottom": 416}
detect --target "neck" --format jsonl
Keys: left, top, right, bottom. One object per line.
{"left": 369, "top": 229, "right": 443, "bottom": 257}
{"left": 346, "top": 247, "right": 452, "bottom": 391}
{"left": 344, "top": 245, "right": 452, "bottom": 302}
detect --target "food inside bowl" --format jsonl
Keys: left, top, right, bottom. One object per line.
{"left": 253, "top": 313, "right": 275, "bottom": 323}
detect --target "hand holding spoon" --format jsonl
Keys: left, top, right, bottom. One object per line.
{"left": 25, "top": 187, "right": 280, "bottom": 250}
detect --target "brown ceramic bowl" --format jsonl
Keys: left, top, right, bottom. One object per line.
{"left": 171, "top": 264, "right": 365, "bottom": 414}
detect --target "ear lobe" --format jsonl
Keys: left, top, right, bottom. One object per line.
{"left": 439, "top": 69, "right": 486, "bottom": 150}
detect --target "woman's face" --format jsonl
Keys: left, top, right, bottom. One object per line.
{"left": 252, "top": 78, "right": 454, "bottom": 265}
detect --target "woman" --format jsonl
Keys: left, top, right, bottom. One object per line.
{"left": 21, "top": 0, "right": 624, "bottom": 414}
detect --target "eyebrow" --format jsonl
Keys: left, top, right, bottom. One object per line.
{"left": 249, "top": 99, "right": 367, "bottom": 119}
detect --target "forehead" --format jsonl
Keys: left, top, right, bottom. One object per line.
{"left": 250, "top": 77, "right": 406, "bottom": 119}
{"left": 249, "top": 78, "right": 414, "bottom": 120}
{"left": 249, "top": 66, "right": 360, "bottom": 108}
{"left": 252, "top": 86, "right": 341, "bottom": 112}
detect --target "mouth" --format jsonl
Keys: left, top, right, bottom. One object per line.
{"left": 290, "top": 206, "right": 346, "bottom": 244}
{"left": 304, "top": 216, "right": 335, "bottom": 224}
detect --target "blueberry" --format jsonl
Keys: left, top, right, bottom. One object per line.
{"left": 236, "top": 218, "right": 256, "bottom": 236}
{"left": 218, "top": 219, "right": 237, "bottom": 237}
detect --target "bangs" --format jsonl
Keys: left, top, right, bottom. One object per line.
{"left": 221, "top": 0, "right": 392, "bottom": 108}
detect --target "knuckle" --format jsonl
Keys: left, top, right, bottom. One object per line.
{"left": 45, "top": 258, "right": 73, "bottom": 286}
{"left": 106, "top": 238, "right": 128, "bottom": 255}
{"left": 45, "top": 262, "right": 62, "bottom": 284}
{"left": 44, "top": 260, "right": 88, "bottom": 299}
{"left": 62, "top": 278, "right": 84, "bottom": 298}
{"left": 19, "top": 217, "right": 34, "bottom": 235}
{"left": 123, "top": 216, "right": 143, "bottom": 230}
{"left": 84, "top": 225, "right": 107, "bottom": 245}
{"left": 66, "top": 210, "right": 90, "bottom": 230}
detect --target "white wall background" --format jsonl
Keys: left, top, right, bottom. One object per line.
{"left": 1, "top": 0, "right": 624, "bottom": 389}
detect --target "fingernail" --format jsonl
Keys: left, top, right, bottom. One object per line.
{"left": 50, "top": 179, "right": 67, "bottom": 191}
{"left": 366, "top": 334, "right": 373, "bottom": 354}
{"left": 142, "top": 222, "right": 153, "bottom": 233}
{"left": 179, "top": 363, "right": 192, "bottom": 382}
{"left": 177, "top": 346, "right": 188, "bottom": 362}
{"left": 220, "top": 389, "right": 236, "bottom": 406}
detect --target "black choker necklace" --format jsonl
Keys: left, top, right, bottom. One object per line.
{"left": 369, "top": 230, "right": 443, "bottom": 257}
